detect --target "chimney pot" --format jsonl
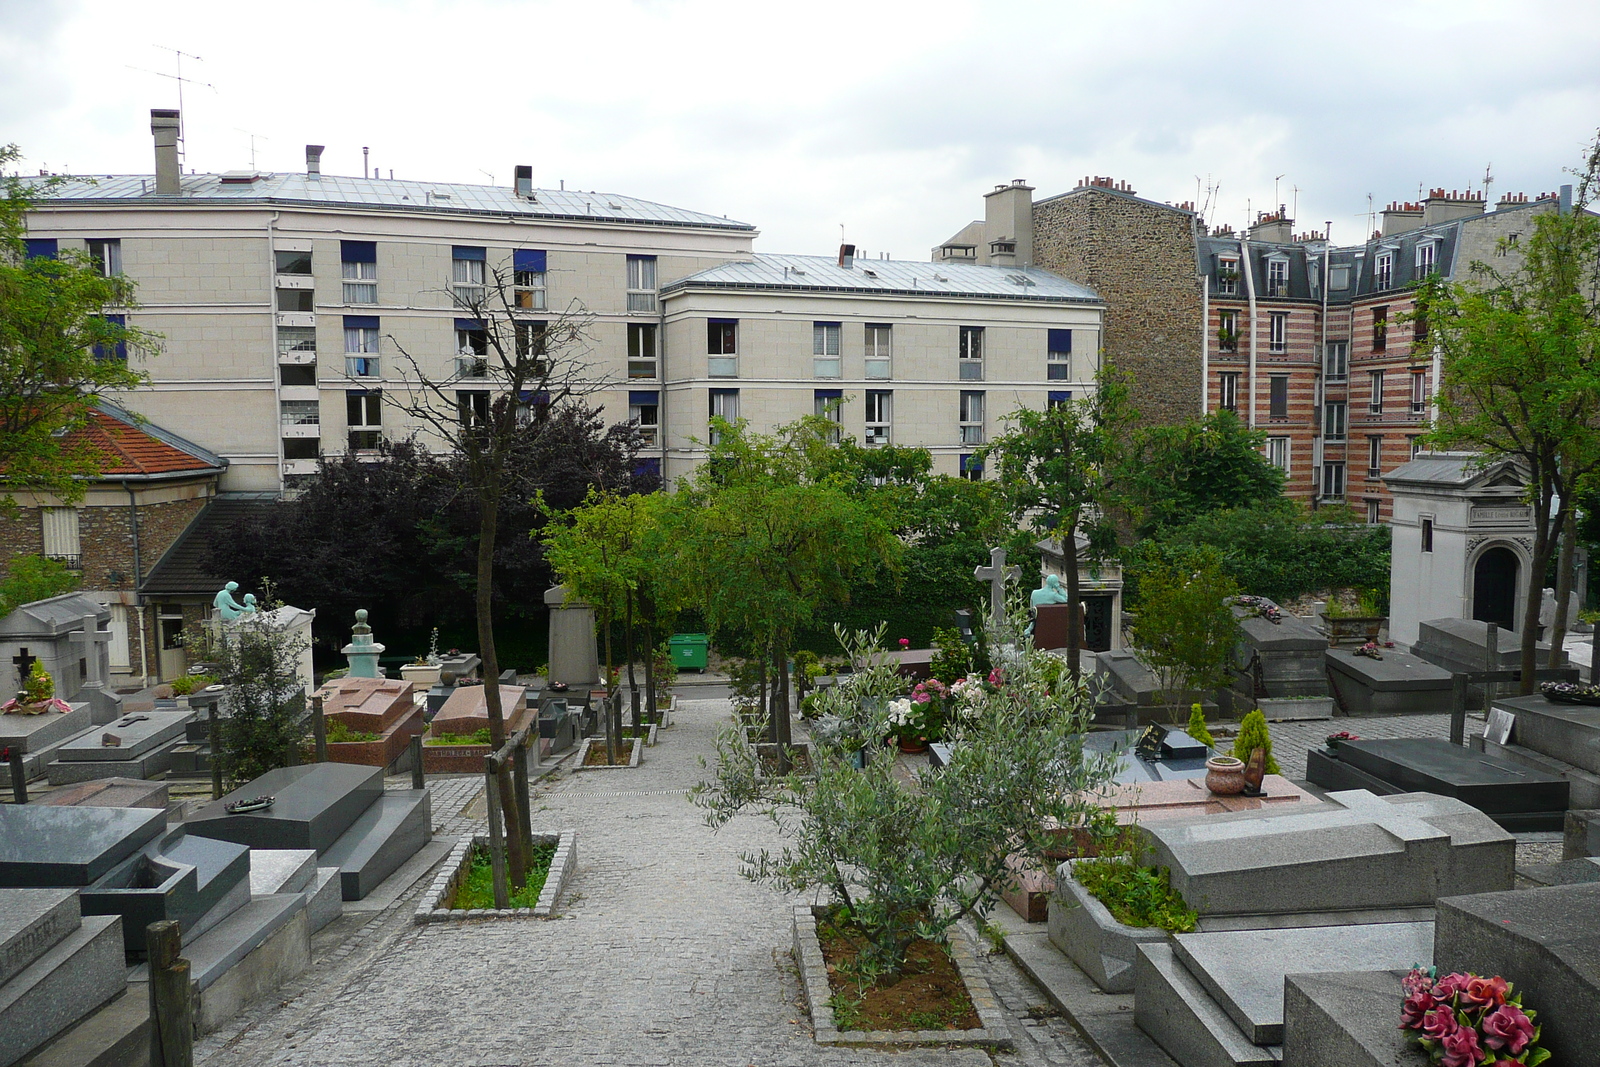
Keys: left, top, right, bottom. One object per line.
{"left": 305, "top": 145, "right": 324, "bottom": 177}
{"left": 149, "top": 109, "right": 181, "bottom": 195}
{"left": 838, "top": 243, "right": 856, "bottom": 269}
{"left": 514, "top": 165, "right": 534, "bottom": 199}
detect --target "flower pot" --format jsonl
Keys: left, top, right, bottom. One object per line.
{"left": 400, "top": 664, "right": 441, "bottom": 688}
{"left": 897, "top": 737, "right": 929, "bottom": 754}
{"left": 1204, "top": 756, "right": 1247, "bottom": 796}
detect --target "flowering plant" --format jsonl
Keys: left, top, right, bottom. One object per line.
{"left": 898, "top": 637, "right": 910, "bottom": 649}
{"left": 1399, "top": 967, "right": 1547, "bottom": 1066}
{"left": 885, "top": 697, "right": 933, "bottom": 743}
{"left": 1234, "top": 595, "right": 1282, "bottom": 624}
{"left": 1356, "top": 640, "right": 1384, "bottom": 660}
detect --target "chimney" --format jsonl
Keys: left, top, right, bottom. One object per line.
{"left": 838, "top": 243, "right": 856, "bottom": 269}
{"left": 306, "top": 145, "right": 324, "bottom": 178}
{"left": 514, "top": 165, "right": 534, "bottom": 199}
{"left": 1421, "top": 188, "right": 1485, "bottom": 226}
{"left": 150, "top": 109, "right": 181, "bottom": 196}
{"left": 1560, "top": 183, "right": 1574, "bottom": 216}
{"left": 1381, "top": 201, "right": 1424, "bottom": 236}
{"left": 1247, "top": 206, "right": 1293, "bottom": 244}
{"left": 983, "top": 179, "right": 1034, "bottom": 267}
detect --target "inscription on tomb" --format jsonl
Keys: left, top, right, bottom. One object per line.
{"left": 1469, "top": 505, "right": 1533, "bottom": 526}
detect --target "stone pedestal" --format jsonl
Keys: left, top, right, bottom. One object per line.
{"left": 543, "top": 586, "right": 599, "bottom": 687}
{"left": 339, "top": 610, "right": 385, "bottom": 679}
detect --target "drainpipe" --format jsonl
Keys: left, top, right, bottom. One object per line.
{"left": 1199, "top": 273, "right": 1210, "bottom": 417}
{"left": 1316, "top": 225, "right": 1331, "bottom": 497}
{"left": 122, "top": 480, "right": 149, "bottom": 686}
{"left": 1240, "top": 233, "right": 1259, "bottom": 427}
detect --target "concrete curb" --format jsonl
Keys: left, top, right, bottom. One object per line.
{"left": 413, "top": 829, "right": 577, "bottom": 922}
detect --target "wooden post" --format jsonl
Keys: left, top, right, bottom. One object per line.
{"left": 1484, "top": 623, "right": 1499, "bottom": 711}
{"left": 4, "top": 747, "right": 26, "bottom": 804}
{"left": 311, "top": 694, "right": 328, "bottom": 763}
{"left": 410, "top": 733, "right": 425, "bottom": 790}
{"left": 512, "top": 732, "right": 533, "bottom": 856}
{"left": 207, "top": 704, "right": 223, "bottom": 800}
{"left": 1450, "top": 673, "right": 1468, "bottom": 746}
{"left": 146, "top": 920, "right": 193, "bottom": 1067}
{"left": 483, "top": 754, "right": 510, "bottom": 909}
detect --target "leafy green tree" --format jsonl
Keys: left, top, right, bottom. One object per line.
{"left": 1128, "top": 546, "right": 1240, "bottom": 716}
{"left": 1, "top": 145, "right": 152, "bottom": 507}
{"left": 980, "top": 370, "right": 1136, "bottom": 676}
{"left": 1128, "top": 409, "right": 1284, "bottom": 532}
{"left": 1417, "top": 137, "right": 1600, "bottom": 691}
{"left": 0, "top": 553, "right": 79, "bottom": 615}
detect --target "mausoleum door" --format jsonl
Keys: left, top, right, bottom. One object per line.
{"left": 1472, "top": 547, "right": 1519, "bottom": 632}
{"left": 1083, "top": 595, "right": 1113, "bottom": 652}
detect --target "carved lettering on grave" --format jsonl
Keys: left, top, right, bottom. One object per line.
{"left": 1469, "top": 506, "right": 1533, "bottom": 527}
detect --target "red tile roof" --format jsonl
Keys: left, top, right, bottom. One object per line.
{"left": 71, "top": 410, "right": 225, "bottom": 477}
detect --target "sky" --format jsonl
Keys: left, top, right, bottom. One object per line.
{"left": 4, "top": 0, "right": 1599, "bottom": 257}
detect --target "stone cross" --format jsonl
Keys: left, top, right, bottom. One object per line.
{"left": 12, "top": 646, "right": 36, "bottom": 690}
{"left": 973, "top": 547, "right": 1020, "bottom": 622}
{"left": 68, "top": 614, "right": 112, "bottom": 691}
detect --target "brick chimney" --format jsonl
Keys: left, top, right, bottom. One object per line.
{"left": 1382, "top": 201, "right": 1424, "bottom": 235}
{"left": 150, "top": 109, "right": 180, "bottom": 195}
{"left": 1421, "top": 188, "right": 1485, "bottom": 226}
{"left": 1248, "top": 206, "right": 1292, "bottom": 244}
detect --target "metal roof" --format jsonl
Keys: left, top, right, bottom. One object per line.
{"left": 662, "top": 254, "right": 1100, "bottom": 303}
{"left": 30, "top": 173, "right": 756, "bottom": 232}
{"left": 1381, "top": 452, "right": 1527, "bottom": 489}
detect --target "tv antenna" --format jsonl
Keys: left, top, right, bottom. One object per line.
{"left": 126, "top": 46, "right": 215, "bottom": 161}
{"left": 235, "top": 129, "right": 268, "bottom": 169}
{"left": 1482, "top": 162, "right": 1494, "bottom": 205}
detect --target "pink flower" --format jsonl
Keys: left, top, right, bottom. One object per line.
{"left": 1420, "top": 1005, "right": 1459, "bottom": 1041}
{"left": 1401, "top": 967, "right": 1435, "bottom": 997}
{"left": 1438, "top": 1025, "right": 1482, "bottom": 1067}
{"left": 1462, "top": 976, "right": 1509, "bottom": 1009}
{"left": 1433, "top": 972, "right": 1471, "bottom": 1001}
{"left": 987, "top": 669, "right": 1003, "bottom": 685}
{"left": 1400, "top": 990, "right": 1437, "bottom": 1028}
{"left": 912, "top": 691, "right": 930, "bottom": 704}
{"left": 898, "top": 638, "right": 910, "bottom": 649}
{"left": 1481, "top": 1004, "right": 1535, "bottom": 1054}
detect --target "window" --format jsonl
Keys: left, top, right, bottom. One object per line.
{"left": 1047, "top": 390, "right": 1073, "bottom": 409}
{"left": 865, "top": 390, "right": 892, "bottom": 445}
{"left": 629, "top": 390, "right": 659, "bottom": 447}
{"left": 456, "top": 390, "right": 490, "bottom": 430}
{"left": 1411, "top": 370, "right": 1427, "bottom": 415}
{"left": 275, "top": 249, "right": 311, "bottom": 275}
{"left": 347, "top": 391, "right": 382, "bottom": 450}
{"left": 1047, "top": 328, "right": 1072, "bottom": 380}
{"left": 87, "top": 238, "right": 121, "bottom": 277}
{"left": 864, "top": 324, "right": 892, "bottom": 379}
{"left": 276, "top": 288, "right": 315, "bottom": 312}
{"left": 283, "top": 438, "right": 319, "bottom": 460}
{"left": 813, "top": 322, "right": 841, "bottom": 378}
{"left": 959, "top": 454, "right": 984, "bottom": 482}
{"left": 455, "top": 318, "right": 488, "bottom": 377}
{"left": 1410, "top": 435, "right": 1424, "bottom": 457}
{"left": 1373, "top": 306, "right": 1388, "bottom": 352}
{"left": 514, "top": 250, "right": 547, "bottom": 310}
{"left": 1369, "top": 370, "right": 1385, "bottom": 414}
{"left": 1266, "top": 437, "right": 1290, "bottom": 472}
{"left": 709, "top": 388, "right": 739, "bottom": 444}
{"left": 814, "top": 389, "right": 843, "bottom": 442}
{"left": 1269, "top": 375, "right": 1288, "bottom": 419}
{"left": 707, "top": 320, "right": 738, "bottom": 377}
{"left": 1324, "top": 341, "right": 1347, "bottom": 381}
{"left": 1219, "top": 371, "right": 1239, "bottom": 412}
{"left": 452, "top": 246, "right": 486, "bottom": 307}
{"left": 280, "top": 364, "right": 316, "bottom": 387}
{"left": 24, "top": 238, "right": 57, "bottom": 259}
{"left": 93, "top": 314, "right": 127, "bottom": 362}
{"left": 1322, "top": 461, "right": 1346, "bottom": 499}
{"left": 280, "top": 399, "right": 320, "bottom": 427}
{"left": 1416, "top": 241, "right": 1436, "bottom": 276}
{"left": 1375, "top": 252, "right": 1393, "bottom": 290}
{"left": 1367, "top": 435, "right": 1383, "bottom": 477}
{"left": 1421, "top": 517, "right": 1434, "bottom": 552}
{"left": 1367, "top": 499, "right": 1381, "bottom": 524}
{"left": 343, "top": 316, "right": 380, "bottom": 377}
{"left": 627, "top": 255, "right": 657, "bottom": 312}
{"left": 628, "top": 323, "right": 658, "bottom": 379}
{"left": 1330, "top": 265, "right": 1351, "bottom": 290}
{"left": 341, "top": 241, "right": 377, "bottom": 304}
{"left": 1269, "top": 312, "right": 1287, "bottom": 354}
{"left": 959, "top": 326, "right": 984, "bottom": 380}
{"left": 1216, "top": 256, "right": 1239, "bottom": 295}
{"left": 515, "top": 320, "right": 547, "bottom": 362}
{"left": 1266, "top": 257, "right": 1288, "bottom": 296}
{"left": 1412, "top": 307, "right": 1429, "bottom": 343}
{"left": 41, "top": 508, "right": 81, "bottom": 570}
{"left": 1218, "top": 309, "right": 1239, "bottom": 353}
{"left": 1324, "top": 400, "right": 1347, "bottom": 441}
{"left": 277, "top": 326, "right": 316, "bottom": 355}
{"left": 959, "top": 390, "right": 985, "bottom": 445}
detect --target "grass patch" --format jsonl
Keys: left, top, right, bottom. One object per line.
{"left": 583, "top": 738, "right": 635, "bottom": 766}
{"left": 449, "top": 841, "right": 557, "bottom": 910}
{"left": 815, "top": 907, "right": 980, "bottom": 1032}
{"left": 425, "top": 727, "right": 493, "bottom": 746}
{"left": 325, "top": 719, "right": 381, "bottom": 744}
{"left": 1072, "top": 860, "right": 1197, "bottom": 933}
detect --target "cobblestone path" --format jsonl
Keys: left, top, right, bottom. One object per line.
{"left": 196, "top": 699, "right": 1106, "bottom": 1067}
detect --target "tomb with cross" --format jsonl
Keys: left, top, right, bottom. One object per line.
{"left": 972, "top": 547, "right": 1021, "bottom": 624}
{"left": 0, "top": 593, "right": 122, "bottom": 723}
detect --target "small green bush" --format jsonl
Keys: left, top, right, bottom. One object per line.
{"left": 1073, "top": 860, "right": 1197, "bottom": 933}
{"left": 169, "top": 673, "right": 217, "bottom": 696}
{"left": 450, "top": 841, "right": 556, "bottom": 910}
{"left": 325, "top": 719, "right": 381, "bottom": 744}
{"left": 1186, "top": 703, "right": 1216, "bottom": 748}
{"left": 424, "top": 726, "right": 493, "bottom": 746}
{"left": 1231, "top": 708, "right": 1281, "bottom": 775}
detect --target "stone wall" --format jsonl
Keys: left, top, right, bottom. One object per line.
{"left": 1032, "top": 189, "right": 1203, "bottom": 426}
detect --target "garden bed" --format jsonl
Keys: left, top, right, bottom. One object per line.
{"left": 619, "top": 723, "right": 660, "bottom": 747}
{"left": 1045, "top": 857, "right": 1190, "bottom": 993}
{"left": 792, "top": 905, "right": 1009, "bottom": 1048}
{"left": 574, "top": 736, "right": 641, "bottom": 770}
{"left": 414, "top": 830, "right": 577, "bottom": 922}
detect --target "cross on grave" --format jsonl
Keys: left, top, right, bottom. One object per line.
{"left": 12, "top": 646, "right": 36, "bottom": 690}
{"left": 973, "top": 546, "right": 1021, "bottom": 623}
{"left": 68, "top": 613, "right": 112, "bottom": 690}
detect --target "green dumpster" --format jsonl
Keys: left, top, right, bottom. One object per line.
{"left": 669, "top": 633, "right": 709, "bottom": 671}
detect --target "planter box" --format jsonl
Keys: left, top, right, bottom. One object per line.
{"left": 1321, "top": 614, "right": 1386, "bottom": 647}
{"left": 791, "top": 905, "right": 1011, "bottom": 1048}
{"left": 623, "top": 723, "right": 660, "bottom": 747}
{"left": 400, "top": 664, "right": 442, "bottom": 688}
{"left": 413, "top": 830, "right": 577, "bottom": 922}
{"left": 573, "top": 736, "right": 642, "bottom": 770}
{"left": 326, "top": 705, "right": 425, "bottom": 769}
{"left": 1046, "top": 857, "right": 1169, "bottom": 993}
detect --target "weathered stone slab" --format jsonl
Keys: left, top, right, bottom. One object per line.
{"left": 185, "top": 763, "right": 384, "bottom": 852}
{"left": 0, "top": 912, "right": 124, "bottom": 1067}
{"left": 0, "top": 805, "right": 165, "bottom": 887}
{"left": 1325, "top": 649, "right": 1453, "bottom": 715}
{"left": 0, "top": 889, "right": 80, "bottom": 989}
{"left": 52, "top": 711, "right": 192, "bottom": 763}
{"left": 36, "top": 778, "right": 168, "bottom": 809}
{"left": 44, "top": 739, "right": 185, "bottom": 785}
{"left": 1236, "top": 611, "right": 1329, "bottom": 698}
{"left": 0, "top": 703, "right": 92, "bottom": 755}
{"left": 1046, "top": 859, "right": 1169, "bottom": 992}
{"left": 82, "top": 829, "right": 251, "bottom": 954}
{"left": 1281, "top": 970, "right": 1422, "bottom": 1067}
{"left": 1134, "top": 941, "right": 1275, "bottom": 1067}
{"left": 1492, "top": 694, "right": 1600, "bottom": 775}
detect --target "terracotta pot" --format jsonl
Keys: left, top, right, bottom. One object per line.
{"left": 897, "top": 736, "right": 929, "bottom": 754}
{"left": 1205, "top": 755, "right": 1247, "bottom": 795}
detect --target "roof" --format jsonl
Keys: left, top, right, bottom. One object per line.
{"left": 0, "top": 593, "right": 110, "bottom": 635}
{"left": 1380, "top": 452, "right": 1528, "bottom": 490}
{"left": 71, "top": 403, "right": 227, "bottom": 480}
{"left": 1035, "top": 184, "right": 1197, "bottom": 217}
{"left": 32, "top": 173, "right": 755, "bottom": 232}
{"left": 140, "top": 493, "right": 278, "bottom": 597}
{"left": 662, "top": 253, "right": 1101, "bottom": 304}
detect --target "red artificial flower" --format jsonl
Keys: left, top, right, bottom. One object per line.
{"left": 1400, "top": 990, "right": 1437, "bottom": 1028}
{"left": 898, "top": 638, "right": 910, "bottom": 648}
{"left": 1438, "top": 1025, "right": 1482, "bottom": 1067}
{"left": 1433, "top": 972, "right": 1471, "bottom": 1000}
{"left": 1462, "top": 975, "right": 1509, "bottom": 1009}
{"left": 1420, "top": 1005, "right": 1459, "bottom": 1041}
{"left": 1401, "top": 967, "right": 1435, "bottom": 997}
{"left": 1481, "top": 1004, "right": 1535, "bottom": 1054}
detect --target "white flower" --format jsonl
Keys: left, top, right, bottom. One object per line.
{"left": 887, "top": 698, "right": 915, "bottom": 727}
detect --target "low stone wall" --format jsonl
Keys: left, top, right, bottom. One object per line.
{"left": 413, "top": 829, "right": 577, "bottom": 922}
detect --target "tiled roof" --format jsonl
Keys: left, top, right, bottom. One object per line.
{"left": 73, "top": 404, "right": 227, "bottom": 479}
{"left": 140, "top": 494, "right": 277, "bottom": 597}
{"left": 662, "top": 253, "right": 1100, "bottom": 303}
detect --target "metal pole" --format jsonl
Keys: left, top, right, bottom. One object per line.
{"left": 483, "top": 754, "right": 509, "bottom": 910}
{"left": 4, "top": 747, "right": 26, "bottom": 804}
{"left": 208, "top": 704, "right": 223, "bottom": 800}
{"left": 1450, "top": 673, "right": 1468, "bottom": 746}
{"left": 311, "top": 694, "right": 327, "bottom": 763}
{"left": 410, "top": 733, "right": 425, "bottom": 790}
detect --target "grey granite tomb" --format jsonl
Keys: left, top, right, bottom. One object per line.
{"left": 1481, "top": 692, "right": 1600, "bottom": 809}
{"left": 81, "top": 827, "right": 252, "bottom": 955}
{"left": 1411, "top": 617, "right": 1566, "bottom": 707}
{"left": 0, "top": 805, "right": 165, "bottom": 887}
{"left": 45, "top": 709, "right": 195, "bottom": 784}
{"left": 1234, "top": 607, "right": 1330, "bottom": 699}
{"left": 0, "top": 888, "right": 125, "bottom": 1067}
{"left": 1324, "top": 646, "right": 1453, "bottom": 715}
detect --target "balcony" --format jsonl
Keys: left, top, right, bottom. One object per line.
{"left": 44, "top": 553, "right": 82, "bottom": 571}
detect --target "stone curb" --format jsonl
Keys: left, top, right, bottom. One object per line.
{"left": 791, "top": 904, "right": 1013, "bottom": 1049}
{"left": 412, "top": 829, "right": 578, "bottom": 923}
{"left": 572, "top": 736, "right": 643, "bottom": 770}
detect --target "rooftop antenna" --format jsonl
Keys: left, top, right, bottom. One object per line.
{"left": 1367, "top": 193, "right": 1375, "bottom": 237}
{"left": 234, "top": 128, "right": 268, "bottom": 169}
{"left": 479, "top": 169, "right": 494, "bottom": 186}
{"left": 1482, "top": 162, "right": 1494, "bottom": 205}
{"left": 1292, "top": 184, "right": 1299, "bottom": 224}
{"left": 1274, "top": 174, "right": 1285, "bottom": 213}
{"left": 126, "top": 46, "right": 215, "bottom": 162}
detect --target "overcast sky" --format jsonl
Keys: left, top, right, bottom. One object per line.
{"left": 4, "top": 0, "right": 1598, "bottom": 257}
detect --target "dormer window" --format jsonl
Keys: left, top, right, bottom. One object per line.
{"left": 1416, "top": 240, "right": 1438, "bottom": 276}
{"left": 1216, "top": 256, "right": 1240, "bottom": 295}
{"left": 1266, "top": 257, "right": 1289, "bottom": 297}
{"left": 1375, "top": 251, "right": 1394, "bottom": 290}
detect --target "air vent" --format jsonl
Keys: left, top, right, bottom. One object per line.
{"left": 1007, "top": 274, "right": 1036, "bottom": 287}
{"left": 862, "top": 268, "right": 878, "bottom": 278}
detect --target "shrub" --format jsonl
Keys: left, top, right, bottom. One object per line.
{"left": 1072, "top": 860, "right": 1197, "bottom": 933}
{"left": 21, "top": 660, "right": 53, "bottom": 704}
{"left": 325, "top": 719, "right": 381, "bottom": 744}
{"left": 1186, "top": 703, "right": 1216, "bottom": 748}
{"left": 1231, "top": 708, "right": 1281, "bottom": 775}
{"left": 1128, "top": 545, "right": 1240, "bottom": 713}
{"left": 169, "top": 673, "right": 217, "bottom": 696}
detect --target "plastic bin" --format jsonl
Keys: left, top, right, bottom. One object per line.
{"left": 669, "top": 633, "right": 709, "bottom": 671}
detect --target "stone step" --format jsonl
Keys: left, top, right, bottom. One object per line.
{"left": 1133, "top": 942, "right": 1279, "bottom": 1067}
{"left": 130, "top": 892, "right": 306, "bottom": 993}
{"left": 15, "top": 988, "right": 149, "bottom": 1067}
{"left": 0, "top": 914, "right": 125, "bottom": 1067}
{"left": 45, "top": 737, "right": 188, "bottom": 786}
{"left": 320, "top": 790, "right": 431, "bottom": 901}
{"left": 0, "top": 890, "right": 80, "bottom": 989}
{"left": 306, "top": 867, "right": 343, "bottom": 933}
{"left": 248, "top": 849, "right": 318, "bottom": 897}
{"left": 1280, "top": 970, "right": 1414, "bottom": 1067}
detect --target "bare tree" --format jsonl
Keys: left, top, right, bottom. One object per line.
{"left": 386, "top": 260, "right": 612, "bottom": 886}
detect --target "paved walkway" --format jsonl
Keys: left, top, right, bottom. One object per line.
{"left": 195, "top": 698, "right": 1105, "bottom": 1067}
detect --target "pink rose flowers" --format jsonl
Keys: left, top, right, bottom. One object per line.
{"left": 1399, "top": 967, "right": 1547, "bottom": 1066}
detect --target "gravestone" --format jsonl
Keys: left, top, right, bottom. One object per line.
{"left": 1323, "top": 646, "right": 1453, "bottom": 715}
{"left": 339, "top": 609, "right": 385, "bottom": 678}
{"left": 82, "top": 827, "right": 253, "bottom": 954}
{"left": 313, "top": 676, "right": 423, "bottom": 768}
{"left": 973, "top": 546, "right": 1020, "bottom": 623}
{"left": 0, "top": 803, "right": 166, "bottom": 886}
{"left": 1233, "top": 605, "right": 1329, "bottom": 699}
{"left": 1412, "top": 617, "right": 1565, "bottom": 708}
{"left": 1092, "top": 649, "right": 1218, "bottom": 722}
{"left": 1481, "top": 692, "right": 1600, "bottom": 809}
{"left": 45, "top": 709, "right": 195, "bottom": 784}
{"left": 429, "top": 684, "right": 531, "bottom": 739}
{"left": 38, "top": 776, "right": 169, "bottom": 809}
{"left": 0, "top": 888, "right": 126, "bottom": 1067}
{"left": 0, "top": 594, "right": 120, "bottom": 724}
{"left": 544, "top": 585, "right": 599, "bottom": 686}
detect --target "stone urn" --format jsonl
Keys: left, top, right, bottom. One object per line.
{"left": 1204, "top": 755, "right": 1247, "bottom": 795}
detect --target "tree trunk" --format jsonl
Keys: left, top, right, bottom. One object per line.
{"left": 602, "top": 608, "right": 616, "bottom": 764}
{"left": 1550, "top": 507, "right": 1577, "bottom": 667}
{"left": 1063, "top": 519, "right": 1084, "bottom": 678}
{"left": 625, "top": 592, "right": 639, "bottom": 730}
{"left": 475, "top": 490, "right": 526, "bottom": 885}
{"left": 643, "top": 615, "right": 656, "bottom": 725}
{"left": 1521, "top": 532, "right": 1557, "bottom": 695}
{"left": 772, "top": 640, "right": 792, "bottom": 775}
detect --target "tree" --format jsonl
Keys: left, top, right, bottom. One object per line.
{"left": 980, "top": 370, "right": 1136, "bottom": 676}
{"left": 1418, "top": 135, "right": 1600, "bottom": 692}
{"left": 1127, "top": 409, "right": 1284, "bottom": 532}
{"left": 1127, "top": 545, "right": 1240, "bottom": 717}
{"left": 1, "top": 145, "right": 152, "bottom": 507}
{"left": 0, "top": 553, "right": 79, "bottom": 616}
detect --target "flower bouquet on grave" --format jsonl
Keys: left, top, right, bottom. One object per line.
{"left": 1325, "top": 730, "right": 1360, "bottom": 752}
{"left": 1234, "top": 595, "right": 1283, "bottom": 624}
{"left": 1399, "top": 966, "right": 1548, "bottom": 1066}
{"left": 886, "top": 697, "right": 934, "bottom": 752}
{"left": 1541, "top": 680, "right": 1600, "bottom": 706}
{"left": 1, "top": 661, "right": 71, "bottom": 715}
{"left": 1355, "top": 640, "right": 1384, "bottom": 660}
